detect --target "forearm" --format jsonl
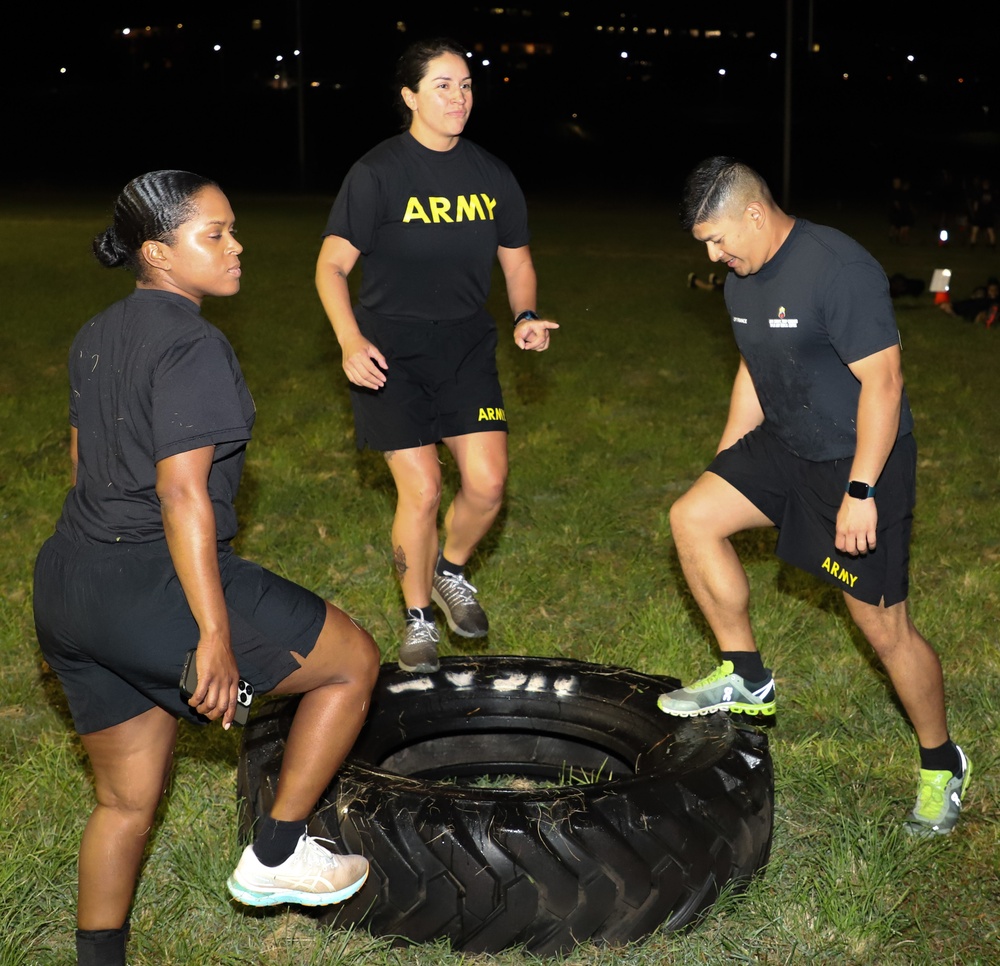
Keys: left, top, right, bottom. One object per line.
{"left": 849, "top": 379, "right": 902, "bottom": 485}
{"left": 717, "top": 360, "right": 764, "bottom": 453}
{"left": 498, "top": 245, "right": 538, "bottom": 319}
{"left": 506, "top": 266, "right": 538, "bottom": 319}
{"left": 315, "top": 235, "right": 364, "bottom": 347}
{"left": 160, "top": 490, "right": 230, "bottom": 645}
{"left": 315, "top": 264, "right": 363, "bottom": 347}
{"left": 836, "top": 363, "right": 902, "bottom": 554}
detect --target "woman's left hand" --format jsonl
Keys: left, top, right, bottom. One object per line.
{"left": 514, "top": 318, "right": 559, "bottom": 351}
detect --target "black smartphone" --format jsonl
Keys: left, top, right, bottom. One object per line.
{"left": 179, "top": 648, "right": 253, "bottom": 726}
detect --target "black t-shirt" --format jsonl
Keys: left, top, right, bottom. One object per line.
{"left": 57, "top": 289, "right": 256, "bottom": 545}
{"left": 724, "top": 219, "right": 914, "bottom": 461}
{"left": 323, "top": 132, "right": 531, "bottom": 323}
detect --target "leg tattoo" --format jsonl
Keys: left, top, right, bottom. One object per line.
{"left": 393, "top": 545, "right": 408, "bottom": 579}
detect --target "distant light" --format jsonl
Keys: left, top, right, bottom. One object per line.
{"left": 907, "top": 54, "right": 915, "bottom": 62}
{"left": 482, "top": 58, "right": 491, "bottom": 66}
{"left": 276, "top": 55, "right": 284, "bottom": 62}
{"left": 213, "top": 44, "right": 222, "bottom": 52}
{"left": 123, "top": 27, "right": 131, "bottom": 36}
{"left": 59, "top": 67, "right": 67, "bottom": 74}
{"left": 770, "top": 52, "right": 778, "bottom": 60}
{"left": 842, "top": 72, "right": 850, "bottom": 80}
{"left": 293, "top": 49, "right": 301, "bottom": 57}
{"left": 718, "top": 68, "right": 727, "bottom": 76}
{"left": 939, "top": 230, "right": 949, "bottom": 243}
{"left": 620, "top": 51, "right": 628, "bottom": 59}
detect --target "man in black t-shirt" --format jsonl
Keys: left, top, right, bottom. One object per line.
{"left": 657, "top": 157, "right": 970, "bottom": 838}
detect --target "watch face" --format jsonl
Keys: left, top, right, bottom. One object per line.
{"left": 848, "top": 481, "right": 871, "bottom": 499}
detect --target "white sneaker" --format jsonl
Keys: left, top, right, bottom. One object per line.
{"left": 227, "top": 833, "right": 369, "bottom": 907}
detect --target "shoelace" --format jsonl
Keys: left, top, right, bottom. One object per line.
{"left": 915, "top": 772, "right": 950, "bottom": 814}
{"left": 437, "top": 571, "right": 479, "bottom": 604}
{"left": 688, "top": 662, "right": 734, "bottom": 689}
{"left": 406, "top": 619, "right": 440, "bottom": 643}
{"left": 273, "top": 836, "right": 347, "bottom": 889}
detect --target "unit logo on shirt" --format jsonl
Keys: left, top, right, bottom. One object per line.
{"left": 769, "top": 305, "right": 798, "bottom": 328}
{"left": 403, "top": 194, "right": 498, "bottom": 224}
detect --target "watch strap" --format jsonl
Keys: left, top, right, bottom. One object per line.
{"left": 846, "top": 480, "right": 877, "bottom": 499}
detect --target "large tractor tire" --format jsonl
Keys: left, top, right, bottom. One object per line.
{"left": 236, "top": 655, "right": 773, "bottom": 955}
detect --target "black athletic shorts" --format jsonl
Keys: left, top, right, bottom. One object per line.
{"left": 33, "top": 531, "right": 327, "bottom": 734}
{"left": 350, "top": 307, "right": 507, "bottom": 452}
{"left": 708, "top": 428, "right": 917, "bottom": 606}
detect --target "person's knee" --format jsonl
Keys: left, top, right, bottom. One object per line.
{"left": 398, "top": 474, "right": 442, "bottom": 516}
{"left": 852, "top": 602, "right": 919, "bottom": 658}
{"left": 669, "top": 487, "right": 713, "bottom": 542}
{"left": 351, "top": 620, "right": 381, "bottom": 692}
{"left": 324, "top": 608, "right": 381, "bottom": 689}
{"left": 463, "top": 468, "right": 506, "bottom": 510}
{"left": 93, "top": 782, "right": 164, "bottom": 825}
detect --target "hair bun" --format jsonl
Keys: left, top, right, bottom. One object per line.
{"left": 92, "top": 227, "right": 128, "bottom": 268}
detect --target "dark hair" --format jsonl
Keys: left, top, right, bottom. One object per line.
{"left": 92, "top": 170, "right": 218, "bottom": 280}
{"left": 680, "top": 156, "right": 773, "bottom": 231}
{"left": 393, "top": 37, "right": 469, "bottom": 128}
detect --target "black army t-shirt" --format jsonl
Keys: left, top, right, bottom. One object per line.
{"left": 324, "top": 132, "right": 530, "bottom": 323}
{"left": 58, "top": 289, "right": 256, "bottom": 545}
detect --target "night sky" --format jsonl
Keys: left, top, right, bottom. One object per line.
{"left": 3, "top": 2, "right": 997, "bottom": 204}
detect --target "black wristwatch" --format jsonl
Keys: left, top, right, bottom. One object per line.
{"left": 514, "top": 310, "right": 539, "bottom": 327}
{"left": 846, "top": 480, "right": 877, "bottom": 499}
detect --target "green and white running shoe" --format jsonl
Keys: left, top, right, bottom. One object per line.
{"left": 904, "top": 746, "right": 972, "bottom": 837}
{"left": 657, "top": 660, "right": 776, "bottom": 718}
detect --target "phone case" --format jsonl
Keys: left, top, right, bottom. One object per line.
{"left": 179, "top": 649, "right": 253, "bottom": 725}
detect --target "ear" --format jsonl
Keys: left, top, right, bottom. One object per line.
{"left": 745, "top": 202, "right": 766, "bottom": 228}
{"left": 401, "top": 86, "right": 418, "bottom": 112}
{"left": 140, "top": 239, "right": 171, "bottom": 273}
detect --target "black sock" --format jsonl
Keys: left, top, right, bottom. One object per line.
{"left": 405, "top": 605, "right": 434, "bottom": 623}
{"left": 252, "top": 816, "right": 307, "bottom": 867}
{"left": 76, "top": 921, "right": 129, "bottom": 966}
{"left": 919, "top": 739, "right": 962, "bottom": 775}
{"left": 436, "top": 552, "right": 463, "bottom": 577}
{"left": 721, "top": 650, "right": 768, "bottom": 684}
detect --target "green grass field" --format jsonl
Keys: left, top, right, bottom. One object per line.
{"left": 1, "top": 187, "right": 998, "bottom": 965}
